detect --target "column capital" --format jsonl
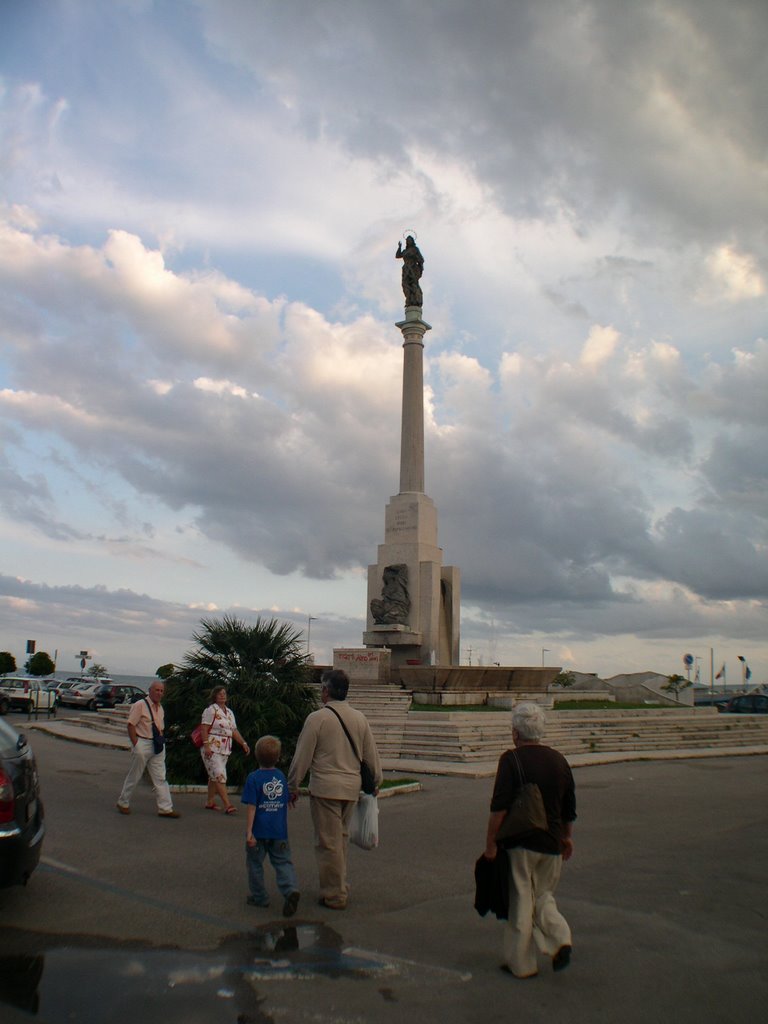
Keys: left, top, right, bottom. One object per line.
{"left": 396, "top": 306, "right": 432, "bottom": 336}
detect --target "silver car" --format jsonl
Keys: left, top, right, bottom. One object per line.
{"left": 57, "top": 682, "right": 105, "bottom": 710}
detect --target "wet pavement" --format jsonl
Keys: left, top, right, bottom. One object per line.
{"left": 0, "top": 922, "right": 399, "bottom": 1022}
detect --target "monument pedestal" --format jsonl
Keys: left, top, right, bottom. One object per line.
{"left": 333, "top": 648, "right": 392, "bottom": 685}
{"left": 362, "top": 623, "right": 423, "bottom": 647}
{"left": 364, "top": 490, "right": 460, "bottom": 668}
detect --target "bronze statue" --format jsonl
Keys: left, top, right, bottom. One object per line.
{"left": 396, "top": 235, "right": 424, "bottom": 307}
{"left": 370, "top": 564, "right": 410, "bottom": 625}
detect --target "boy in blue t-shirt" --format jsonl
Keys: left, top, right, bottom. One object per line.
{"left": 241, "top": 735, "right": 300, "bottom": 916}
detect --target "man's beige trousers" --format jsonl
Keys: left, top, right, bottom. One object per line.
{"left": 310, "top": 796, "right": 357, "bottom": 905}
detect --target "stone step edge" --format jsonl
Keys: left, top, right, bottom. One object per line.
{"left": 383, "top": 746, "right": 768, "bottom": 776}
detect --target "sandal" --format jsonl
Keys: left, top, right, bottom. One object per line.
{"left": 224, "top": 805, "right": 237, "bottom": 815}
{"left": 204, "top": 803, "right": 220, "bottom": 811}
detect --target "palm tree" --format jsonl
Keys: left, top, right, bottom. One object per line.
{"left": 164, "top": 615, "right": 318, "bottom": 786}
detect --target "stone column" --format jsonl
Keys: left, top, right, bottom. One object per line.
{"left": 397, "top": 306, "right": 431, "bottom": 494}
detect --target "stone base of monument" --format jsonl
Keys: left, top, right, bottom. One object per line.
{"left": 412, "top": 690, "right": 556, "bottom": 708}
{"left": 333, "top": 647, "right": 392, "bottom": 686}
{"left": 330, "top": 655, "right": 561, "bottom": 693}
{"left": 394, "top": 665, "right": 560, "bottom": 692}
{"left": 362, "top": 624, "right": 423, "bottom": 648}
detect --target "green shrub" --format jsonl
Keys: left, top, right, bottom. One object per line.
{"left": 163, "top": 615, "right": 318, "bottom": 787}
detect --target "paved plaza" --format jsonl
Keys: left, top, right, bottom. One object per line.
{"left": 1, "top": 731, "right": 766, "bottom": 1024}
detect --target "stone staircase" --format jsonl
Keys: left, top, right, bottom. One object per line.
{"left": 397, "top": 711, "right": 510, "bottom": 764}
{"left": 547, "top": 707, "right": 768, "bottom": 755}
{"left": 73, "top": 707, "right": 132, "bottom": 735}
{"left": 389, "top": 705, "right": 768, "bottom": 767}
{"left": 347, "top": 685, "right": 413, "bottom": 758}
{"left": 27, "top": 693, "right": 768, "bottom": 771}
{"left": 93, "top": 688, "right": 415, "bottom": 755}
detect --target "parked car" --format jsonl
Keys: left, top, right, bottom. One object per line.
{"left": 717, "top": 694, "right": 768, "bottom": 714}
{"left": 62, "top": 676, "right": 113, "bottom": 689}
{"left": 39, "top": 681, "right": 79, "bottom": 705}
{"left": 693, "top": 694, "right": 730, "bottom": 709}
{"left": 56, "top": 682, "right": 105, "bottom": 710}
{"left": 0, "top": 678, "right": 57, "bottom": 715}
{"left": 91, "top": 684, "right": 146, "bottom": 709}
{"left": 0, "top": 718, "right": 45, "bottom": 887}
{"left": 57, "top": 680, "right": 80, "bottom": 694}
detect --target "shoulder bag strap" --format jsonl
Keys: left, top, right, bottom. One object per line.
{"left": 325, "top": 704, "right": 362, "bottom": 764}
{"left": 511, "top": 749, "right": 526, "bottom": 787}
{"left": 209, "top": 705, "right": 220, "bottom": 730}
{"left": 144, "top": 698, "right": 161, "bottom": 733}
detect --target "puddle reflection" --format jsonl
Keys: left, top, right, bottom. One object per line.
{"left": 0, "top": 923, "right": 395, "bottom": 1022}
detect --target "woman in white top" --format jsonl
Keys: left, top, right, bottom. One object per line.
{"left": 200, "top": 685, "right": 250, "bottom": 813}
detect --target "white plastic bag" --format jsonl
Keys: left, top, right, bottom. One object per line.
{"left": 349, "top": 794, "right": 379, "bottom": 850}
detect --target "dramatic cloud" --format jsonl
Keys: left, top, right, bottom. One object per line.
{"left": 0, "top": 0, "right": 765, "bottom": 679}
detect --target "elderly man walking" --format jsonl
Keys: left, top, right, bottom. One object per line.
{"left": 288, "top": 669, "right": 382, "bottom": 909}
{"left": 116, "top": 680, "right": 180, "bottom": 818}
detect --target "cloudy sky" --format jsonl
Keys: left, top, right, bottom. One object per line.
{"left": 1, "top": 0, "right": 766, "bottom": 684}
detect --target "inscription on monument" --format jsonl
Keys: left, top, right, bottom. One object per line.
{"left": 389, "top": 505, "right": 417, "bottom": 534}
{"left": 334, "top": 648, "right": 391, "bottom": 682}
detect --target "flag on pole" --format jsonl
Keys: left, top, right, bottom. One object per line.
{"left": 737, "top": 655, "right": 746, "bottom": 662}
{"left": 745, "top": 666, "right": 752, "bottom": 681}
{"left": 715, "top": 664, "right": 725, "bottom": 679}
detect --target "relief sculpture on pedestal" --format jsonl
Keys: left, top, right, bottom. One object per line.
{"left": 370, "top": 564, "right": 410, "bottom": 625}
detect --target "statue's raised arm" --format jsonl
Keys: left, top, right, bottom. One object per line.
{"left": 395, "top": 235, "right": 424, "bottom": 308}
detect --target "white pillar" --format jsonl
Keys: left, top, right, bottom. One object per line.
{"left": 396, "top": 306, "right": 431, "bottom": 494}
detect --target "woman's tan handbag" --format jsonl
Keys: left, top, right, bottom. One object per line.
{"left": 496, "top": 751, "right": 548, "bottom": 844}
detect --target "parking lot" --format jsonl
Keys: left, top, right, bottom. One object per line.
{"left": 1, "top": 730, "right": 766, "bottom": 1024}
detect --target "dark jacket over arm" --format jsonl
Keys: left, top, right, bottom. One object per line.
{"left": 474, "top": 847, "right": 510, "bottom": 919}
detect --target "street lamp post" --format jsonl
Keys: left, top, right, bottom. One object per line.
{"left": 541, "top": 648, "right": 549, "bottom": 667}
{"left": 307, "top": 616, "right": 317, "bottom": 657}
